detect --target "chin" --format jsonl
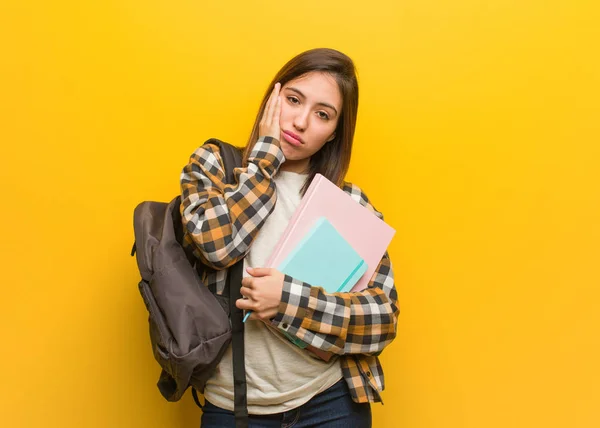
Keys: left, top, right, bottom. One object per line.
{"left": 281, "top": 144, "right": 297, "bottom": 158}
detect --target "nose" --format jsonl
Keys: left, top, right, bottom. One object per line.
{"left": 293, "top": 108, "right": 309, "bottom": 132}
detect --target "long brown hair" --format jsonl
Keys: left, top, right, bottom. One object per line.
{"left": 242, "top": 48, "right": 359, "bottom": 194}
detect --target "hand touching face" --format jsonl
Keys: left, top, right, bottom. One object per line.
{"left": 259, "top": 83, "right": 282, "bottom": 141}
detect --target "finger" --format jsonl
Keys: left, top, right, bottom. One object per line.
{"left": 240, "top": 285, "right": 254, "bottom": 299}
{"left": 271, "top": 83, "right": 281, "bottom": 122}
{"left": 236, "top": 298, "right": 254, "bottom": 311}
{"left": 266, "top": 83, "right": 281, "bottom": 124}
{"left": 275, "top": 94, "right": 282, "bottom": 124}
{"left": 241, "top": 276, "right": 253, "bottom": 288}
{"left": 247, "top": 267, "right": 276, "bottom": 277}
{"left": 263, "top": 84, "right": 278, "bottom": 124}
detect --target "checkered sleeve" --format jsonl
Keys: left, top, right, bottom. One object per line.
{"left": 271, "top": 184, "right": 399, "bottom": 355}
{"left": 180, "top": 136, "right": 285, "bottom": 269}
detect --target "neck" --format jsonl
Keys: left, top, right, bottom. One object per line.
{"left": 280, "top": 158, "right": 309, "bottom": 174}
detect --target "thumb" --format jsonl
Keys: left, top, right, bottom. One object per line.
{"left": 247, "top": 267, "right": 275, "bottom": 277}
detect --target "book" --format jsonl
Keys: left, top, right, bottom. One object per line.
{"left": 267, "top": 174, "right": 395, "bottom": 292}
{"left": 278, "top": 217, "right": 368, "bottom": 293}
{"left": 266, "top": 174, "right": 396, "bottom": 360}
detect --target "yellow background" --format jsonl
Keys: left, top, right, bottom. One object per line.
{"left": 1, "top": 1, "right": 599, "bottom": 427}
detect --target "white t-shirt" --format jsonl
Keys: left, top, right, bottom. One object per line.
{"left": 203, "top": 170, "right": 343, "bottom": 414}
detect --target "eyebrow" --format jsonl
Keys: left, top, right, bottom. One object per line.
{"left": 286, "top": 87, "right": 339, "bottom": 116}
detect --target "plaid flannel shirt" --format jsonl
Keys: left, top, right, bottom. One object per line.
{"left": 180, "top": 136, "right": 399, "bottom": 403}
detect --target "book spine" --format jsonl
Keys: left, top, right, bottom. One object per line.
{"left": 337, "top": 259, "right": 366, "bottom": 292}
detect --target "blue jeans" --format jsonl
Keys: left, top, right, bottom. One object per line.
{"left": 200, "top": 379, "right": 372, "bottom": 427}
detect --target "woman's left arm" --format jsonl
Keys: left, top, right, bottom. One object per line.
{"left": 272, "top": 251, "right": 398, "bottom": 356}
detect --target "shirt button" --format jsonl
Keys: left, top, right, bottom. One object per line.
{"left": 366, "top": 371, "right": 372, "bottom": 377}
{"left": 282, "top": 323, "right": 288, "bottom": 329}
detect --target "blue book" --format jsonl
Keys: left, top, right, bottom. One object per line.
{"left": 278, "top": 217, "right": 368, "bottom": 293}
{"left": 242, "top": 217, "right": 368, "bottom": 324}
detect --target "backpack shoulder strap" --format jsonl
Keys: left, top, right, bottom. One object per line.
{"left": 229, "top": 260, "right": 248, "bottom": 426}
{"left": 203, "top": 138, "right": 248, "bottom": 427}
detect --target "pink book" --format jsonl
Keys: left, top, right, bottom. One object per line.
{"left": 267, "top": 173, "right": 395, "bottom": 292}
{"left": 267, "top": 174, "right": 395, "bottom": 361}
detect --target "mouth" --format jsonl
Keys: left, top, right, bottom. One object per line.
{"left": 282, "top": 130, "right": 304, "bottom": 147}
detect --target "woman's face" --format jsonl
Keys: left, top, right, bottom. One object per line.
{"left": 278, "top": 71, "right": 342, "bottom": 173}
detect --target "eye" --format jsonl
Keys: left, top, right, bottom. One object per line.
{"left": 317, "top": 111, "right": 330, "bottom": 120}
{"left": 287, "top": 96, "right": 300, "bottom": 105}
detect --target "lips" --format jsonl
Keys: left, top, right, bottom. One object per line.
{"left": 282, "top": 130, "right": 303, "bottom": 146}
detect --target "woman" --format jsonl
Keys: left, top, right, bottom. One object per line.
{"left": 180, "top": 48, "right": 399, "bottom": 427}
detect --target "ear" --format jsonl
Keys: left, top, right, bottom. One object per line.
{"left": 327, "top": 132, "right": 336, "bottom": 143}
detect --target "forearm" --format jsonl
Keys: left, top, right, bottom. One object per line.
{"left": 271, "top": 254, "right": 399, "bottom": 355}
{"left": 180, "top": 137, "right": 285, "bottom": 269}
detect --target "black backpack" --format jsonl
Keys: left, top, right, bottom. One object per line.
{"left": 131, "top": 139, "right": 249, "bottom": 427}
